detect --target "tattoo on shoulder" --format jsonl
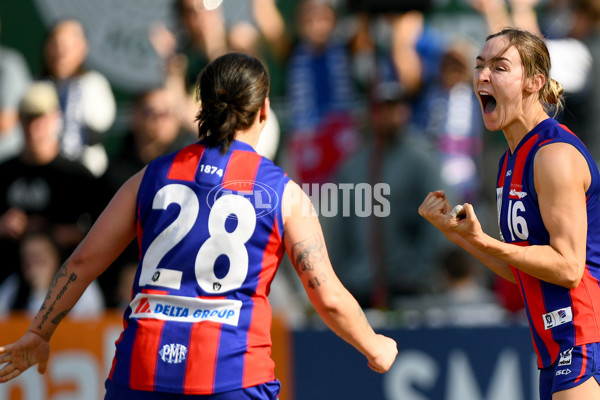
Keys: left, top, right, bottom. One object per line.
{"left": 291, "top": 234, "right": 325, "bottom": 276}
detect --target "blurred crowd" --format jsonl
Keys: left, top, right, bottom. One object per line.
{"left": 0, "top": 0, "right": 598, "bottom": 328}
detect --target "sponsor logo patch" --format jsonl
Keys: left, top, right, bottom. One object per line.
{"left": 556, "top": 369, "right": 572, "bottom": 376}
{"left": 543, "top": 307, "right": 573, "bottom": 330}
{"left": 558, "top": 348, "right": 573, "bottom": 366}
{"left": 159, "top": 343, "right": 187, "bottom": 364}
{"left": 509, "top": 189, "right": 527, "bottom": 199}
{"left": 129, "top": 293, "right": 242, "bottom": 326}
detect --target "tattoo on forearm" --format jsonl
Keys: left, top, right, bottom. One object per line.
{"left": 50, "top": 264, "right": 68, "bottom": 289}
{"left": 37, "top": 267, "right": 78, "bottom": 331}
{"left": 291, "top": 234, "right": 325, "bottom": 276}
{"left": 51, "top": 309, "right": 71, "bottom": 325}
{"left": 40, "top": 264, "right": 69, "bottom": 311}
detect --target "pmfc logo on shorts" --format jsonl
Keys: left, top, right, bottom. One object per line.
{"left": 159, "top": 343, "right": 187, "bottom": 364}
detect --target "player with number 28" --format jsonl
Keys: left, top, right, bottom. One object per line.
{"left": 0, "top": 52, "right": 397, "bottom": 399}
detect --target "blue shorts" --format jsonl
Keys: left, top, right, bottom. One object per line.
{"left": 539, "top": 342, "right": 600, "bottom": 400}
{"left": 104, "top": 379, "right": 280, "bottom": 400}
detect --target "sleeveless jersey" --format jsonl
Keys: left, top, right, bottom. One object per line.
{"left": 496, "top": 118, "right": 600, "bottom": 368}
{"left": 108, "top": 140, "right": 290, "bottom": 394}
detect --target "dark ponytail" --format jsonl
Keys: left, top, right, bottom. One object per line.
{"left": 195, "top": 52, "right": 270, "bottom": 153}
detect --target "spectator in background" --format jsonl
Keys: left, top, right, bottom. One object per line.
{"left": 0, "top": 16, "right": 31, "bottom": 163}
{"left": 327, "top": 81, "right": 443, "bottom": 309}
{"left": 412, "top": 39, "right": 485, "bottom": 205}
{"left": 0, "top": 82, "right": 105, "bottom": 285}
{"left": 150, "top": 0, "right": 284, "bottom": 161}
{"left": 42, "top": 18, "right": 116, "bottom": 177}
{"left": 222, "top": 0, "right": 290, "bottom": 60}
{"left": 100, "top": 87, "right": 194, "bottom": 306}
{"left": 428, "top": 247, "right": 506, "bottom": 326}
{"left": 348, "top": 8, "right": 446, "bottom": 101}
{"left": 285, "top": 0, "right": 359, "bottom": 184}
{"left": 0, "top": 232, "right": 104, "bottom": 318}
{"left": 150, "top": 0, "right": 228, "bottom": 134}
{"left": 551, "top": 0, "right": 600, "bottom": 163}
{"left": 102, "top": 87, "right": 194, "bottom": 192}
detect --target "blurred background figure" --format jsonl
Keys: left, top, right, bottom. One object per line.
{"left": 0, "top": 232, "right": 104, "bottom": 318}
{"left": 150, "top": 0, "right": 283, "bottom": 161}
{"left": 285, "top": 0, "right": 359, "bottom": 184}
{"left": 0, "top": 81, "right": 105, "bottom": 286}
{"left": 42, "top": 18, "right": 116, "bottom": 177}
{"left": 412, "top": 39, "right": 485, "bottom": 205}
{"left": 327, "top": 81, "right": 443, "bottom": 309}
{"left": 0, "top": 15, "right": 31, "bottom": 163}
{"left": 114, "top": 262, "right": 138, "bottom": 312}
{"left": 102, "top": 87, "right": 194, "bottom": 192}
{"left": 548, "top": 0, "right": 600, "bottom": 164}
{"left": 99, "top": 86, "right": 194, "bottom": 307}
{"left": 149, "top": 0, "right": 228, "bottom": 134}
{"left": 429, "top": 247, "right": 506, "bottom": 326}
{"left": 223, "top": 0, "right": 290, "bottom": 59}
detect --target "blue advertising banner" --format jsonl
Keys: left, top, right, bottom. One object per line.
{"left": 293, "top": 326, "right": 540, "bottom": 400}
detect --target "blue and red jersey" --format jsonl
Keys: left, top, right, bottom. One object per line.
{"left": 108, "top": 140, "right": 290, "bottom": 394}
{"left": 496, "top": 118, "right": 600, "bottom": 368}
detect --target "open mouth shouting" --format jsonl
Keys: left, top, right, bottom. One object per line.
{"left": 479, "top": 91, "right": 497, "bottom": 114}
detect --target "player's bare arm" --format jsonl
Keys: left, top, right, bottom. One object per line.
{"left": 471, "top": 143, "right": 589, "bottom": 288}
{"left": 441, "top": 143, "right": 589, "bottom": 288}
{"left": 283, "top": 181, "right": 397, "bottom": 373}
{"left": 290, "top": 233, "right": 331, "bottom": 290}
{"left": 0, "top": 169, "right": 144, "bottom": 383}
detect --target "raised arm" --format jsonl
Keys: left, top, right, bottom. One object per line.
{"left": 282, "top": 181, "right": 397, "bottom": 373}
{"left": 419, "top": 142, "right": 590, "bottom": 288}
{"left": 0, "top": 169, "right": 143, "bottom": 383}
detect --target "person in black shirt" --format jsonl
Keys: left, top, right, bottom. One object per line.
{"left": 0, "top": 81, "right": 106, "bottom": 284}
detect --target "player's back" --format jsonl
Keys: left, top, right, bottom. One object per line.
{"left": 108, "top": 139, "right": 289, "bottom": 395}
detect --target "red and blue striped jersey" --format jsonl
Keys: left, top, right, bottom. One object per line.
{"left": 108, "top": 140, "right": 290, "bottom": 394}
{"left": 496, "top": 118, "right": 600, "bottom": 368}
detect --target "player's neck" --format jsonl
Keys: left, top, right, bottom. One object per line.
{"left": 234, "top": 114, "right": 266, "bottom": 150}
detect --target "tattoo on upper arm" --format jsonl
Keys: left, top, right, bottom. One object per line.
{"left": 37, "top": 265, "right": 78, "bottom": 331}
{"left": 307, "top": 272, "right": 328, "bottom": 289}
{"left": 291, "top": 234, "right": 325, "bottom": 276}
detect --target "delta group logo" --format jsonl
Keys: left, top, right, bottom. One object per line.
{"left": 129, "top": 293, "right": 243, "bottom": 326}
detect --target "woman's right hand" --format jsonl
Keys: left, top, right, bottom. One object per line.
{"left": 366, "top": 334, "right": 398, "bottom": 373}
{"left": 418, "top": 190, "right": 455, "bottom": 232}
